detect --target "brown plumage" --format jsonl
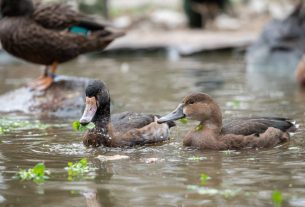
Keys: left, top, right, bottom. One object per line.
{"left": 0, "top": 0, "right": 123, "bottom": 90}
{"left": 158, "top": 92, "right": 296, "bottom": 150}
{"left": 79, "top": 80, "right": 176, "bottom": 148}
{"left": 296, "top": 55, "right": 305, "bottom": 87}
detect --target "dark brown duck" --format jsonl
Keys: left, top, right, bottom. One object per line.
{"left": 79, "top": 80, "right": 175, "bottom": 148}
{"left": 158, "top": 92, "right": 297, "bottom": 150}
{"left": 0, "top": 0, "right": 123, "bottom": 90}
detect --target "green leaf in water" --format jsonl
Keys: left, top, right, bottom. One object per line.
{"left": 0, "top": 118, "right": 51, "bottom": 134}
{"left": 14, "top": 163, "right": 50, "bottom": 184}
{"left": 200, "top": 173, "right": 211, "bottom": 186}
{"left": 65, "top": 158, "right": 96, "bottom": 181}
{"left": 72, "top": 121, "right": 95, "bottom": 132}
{"left": 179, "top": 118, "right": 189, "bottom": 124}
{"left": 72, "top": 121, "right": 80, "bottom": 131}
{"left": 188, "top": 156, "right": 207, "bottom": 161}
{"left": 226, "top": 100, "right": 241, "bottom": 109}
{"left": 195, "top": 125, "right": 204, "bottom": 131}
{"left": 272, "top": 190, "right": 283, "bottom": 207}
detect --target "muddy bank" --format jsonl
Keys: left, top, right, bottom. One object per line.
{"left": 0, "top": 76, "right": 90, "bottom": 117}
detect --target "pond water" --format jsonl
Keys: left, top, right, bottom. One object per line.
{"left": 0, "top": 52, "right": 305, "bottom": 207}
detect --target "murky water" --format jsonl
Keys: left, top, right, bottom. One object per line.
{"left": 1, "top": 52, "right": 305, "bottom": 207}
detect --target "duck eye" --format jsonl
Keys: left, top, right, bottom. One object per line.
{"left": 188, "top": 100, "right": 194, "bottom": 105}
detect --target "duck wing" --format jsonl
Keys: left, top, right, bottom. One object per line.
{"left": 221, "top": 117, "right": 296, "bottom": 135}
{"left": 111, "top": 112, "right": 155, "bottom": 134}
{"left": 0, "top": 19, "right": 121, "bottom": 65}
{"left": 32, "top": 1, "right": 108, "bottom": 31}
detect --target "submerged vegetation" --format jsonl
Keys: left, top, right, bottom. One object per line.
{"left": 14, "top": 163, "right": 50, "bottom": 184}
{"left": 72, "top": 121, "right": 95, "bottom": 132}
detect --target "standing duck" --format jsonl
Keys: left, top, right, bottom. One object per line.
{"left": 0, "top": 0, "right": 123, "bottom": 90}
{"left": 158, "top": 92, "right": 297, "bottom": 150}
{"left": 79, "top": 80, "right": 175, "bottom": 147}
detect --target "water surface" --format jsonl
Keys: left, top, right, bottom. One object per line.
{"left": 0, "top": 52, "right": 305, "bottom": 207}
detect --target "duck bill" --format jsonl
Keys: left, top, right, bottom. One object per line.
{"left": 157, "top": 103, "right": 185, "bottom": 124}
{"left": 80, "top": 97, "right": 98, "bottom": 125}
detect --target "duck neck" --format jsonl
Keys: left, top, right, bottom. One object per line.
{"left": 199, "top": 120, "right": 221, "bottom": 134}
{"left": 199, "top": 107, "right": 223, "bottom": 136}
{"left": 91, "top": 101, "right": 113, "bottom": 145}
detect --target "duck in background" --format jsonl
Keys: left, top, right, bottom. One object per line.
{"left": 246, "top": 2, "right": 305, "bottom": 89}
{"left": 79, "top": 80, "right": 176, "bottom": 147}
{"left": 295, "top": 55, "right": 305, "bottom": 87}
{"left": 0, "top": 0, "right": 123, "bottom": 90}
{"left": 158, "top": 92, "right": 297, "bottom": 150}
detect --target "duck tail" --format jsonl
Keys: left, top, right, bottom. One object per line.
{"left": 80, "top": 30, "right": 124, "bottom": 53}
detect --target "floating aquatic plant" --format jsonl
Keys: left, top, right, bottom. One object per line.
{"left": 187, "top": 156, "right": 207, "bottom": 161}
{"left": 200, "top": 173, "right": 211, "bottom": 186}
{"left": 14, "top": 163, "right": 50, "bottom": 184}
{"left": 226, "top": 100, "right": 241, "bottom": 109}
{"left": 179, "top": 118, "right": 189, "bottom": 124}
{"left": 65, "top": 158, "right": 96, "bottom": 181}
{"left": 195, "top": 124, "right": 204, "bottom": 131}
{"left": 0, "top": 118, "right": 50, "bottom": 135}
{"left": 272, "top": 190, "right": 283, "bottom": 207}
{"left": 72, "top": 121, "right": 95, "bottom": 132}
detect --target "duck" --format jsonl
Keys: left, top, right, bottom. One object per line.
{"left": 157, "top": 92, "right": 297, "bottom": 150}
{"left": 79, "top": 80, "right": 176, "bottom": 147}
{"left": 295, "top": 55, "right": 305, "bottom": 87}
{"left": 0, "top": 0, "right": 123, "bottom": 90}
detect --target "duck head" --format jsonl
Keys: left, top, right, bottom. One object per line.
{"left": 80, "top": 80, "right": 110, "bottom": 126}
{"left": 0, "top": 0, "right": 34, "bottom": 17}
{"left": 158, "top": 92, "right": 222, "bottom": 127}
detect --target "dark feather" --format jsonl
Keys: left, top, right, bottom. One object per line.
{"left": 0, "top": 0, "right": 124, "bottom": 66}
{"left": 32, "top": 2, "right": 107, "bottom": 31}
{"left": 111, "top": 112, "right": 175, "bottom": 135}
{"left": 222, "top": 117, "right": 296, "bottom": 136}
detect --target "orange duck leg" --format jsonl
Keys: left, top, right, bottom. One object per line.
{"left": 30, "top": 62, "right": 58, "bottom": 91}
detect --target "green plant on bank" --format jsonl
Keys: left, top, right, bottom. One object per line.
{"left": 65, "top": 158, "right": 96, "bottom": 181}
{"left": 272, "top": 190, "right": 283, "bottom": 207}
{"left": 0, "top": 118, "right": 50, "bottom": 135}
{"left": 72, "top": 121, "right": 95, "bottom": 132}
{"left": 14, "top": 163, "right": 50, "bottom": 184}
{"left": 200, "top": 173, "right": 211, "bottom": 186}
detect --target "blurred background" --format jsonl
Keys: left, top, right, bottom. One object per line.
{"left": 57, "top": 0, "right": 297, "bottom": 31}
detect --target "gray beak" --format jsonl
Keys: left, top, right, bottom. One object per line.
{"left": 80, "top": 97, "right": 98, "bottom": 125}
{"left": 157, "top": 103, "right": 185, "bottom": 124}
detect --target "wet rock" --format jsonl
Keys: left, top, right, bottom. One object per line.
{"left": 0, "top": 76, "right": 90, "bottom": 117}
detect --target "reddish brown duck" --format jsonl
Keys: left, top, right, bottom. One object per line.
{"left": 79, "top": 80, "right": 175, "bottom": 147}
{"left": 0, "top": 0, "right": 123, "bottom": 90}
{"left": 158, "top": 92, "right": 297, "bottom": 150}
{"left": 296, "top": 55, "right": 305, "bottom": 87}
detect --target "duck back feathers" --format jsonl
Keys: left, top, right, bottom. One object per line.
{"left": 222, "top": 117, "right": 296, "bottom": 136}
